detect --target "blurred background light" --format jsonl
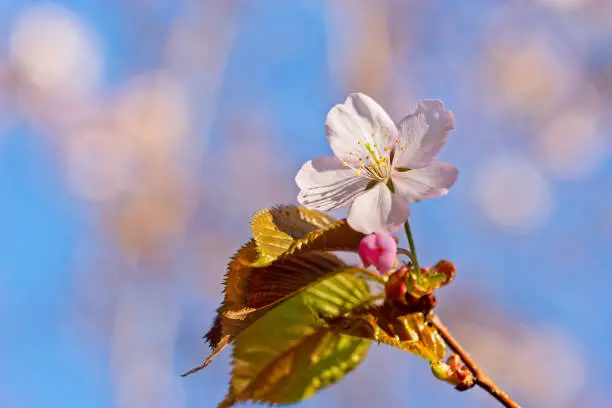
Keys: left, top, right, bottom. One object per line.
{"left": 473, "top": 154, "right": 553, "bottom": 232}
{"left": 9, "top": 3, "right": 101, "bottom": 97}
{"left": 1, "top": 1, "right": 611, "bottom": 407}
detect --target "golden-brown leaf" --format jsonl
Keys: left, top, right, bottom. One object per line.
{"left": 188, "top": 250, "right": 366, "bottom": 375}
{"left": 324, "top": 304, "right": 446, "bottom": 363}
{"left": 250, "top": 206, "right": 335, "bottom": 265}
{"left": 249, "top": 206, "right": 364, "bottom": 267}
{"left": 184, "top": 206, "right": 367, "bottom": 376}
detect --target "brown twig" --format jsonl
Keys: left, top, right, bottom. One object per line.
{"left": 428, "top": 313, "right": 521, "bottom": 408}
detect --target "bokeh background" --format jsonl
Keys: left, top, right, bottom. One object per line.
{"left": 1, "top": 0, "right": 611, "bottom": 407}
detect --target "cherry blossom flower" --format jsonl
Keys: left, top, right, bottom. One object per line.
{"left": 358, "top": 232, "right": 397, "bottom": 274}
{"left": 296, "top": 93, "right": 458, "bottom": 233}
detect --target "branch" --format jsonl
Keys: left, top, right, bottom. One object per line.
{"left": 428, "top": 313, "right": 521, "bottom": 408}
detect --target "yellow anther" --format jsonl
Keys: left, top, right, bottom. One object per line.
{"left": 395, "top": 138, "right": 400, "bottom": 143}
{"left": 384, "top": 146, "right": 390, "bottom": 151}
{"left": 366, "top": 156, "right": 370, "bottom": 160}
{"left": 342, "top": 161, "right": 348, "bottom": 167}
{"left": 385, "top": 133, "right": 389, "bottom": 137}
{"left": 349, "top": 152, "right": 354, "bottom": 156}
{"left": 374, "top": 144, "right": 378, "bottom": 148}
{"left": 400, "top": 146, "right": 405, "bottom": 151}
{"left": 357, "top": 141, "right": 361, "bottom": 145}
{"left": 355, "top": 171, "right": 361, "bottom": 176}
{"left": 360, "top": 163, "right": 365, "bottom": 167}
{"left": 371, "top": 132, "right": 375, "bottom": 136}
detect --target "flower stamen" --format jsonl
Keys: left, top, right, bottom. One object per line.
{"left": 341, "top": 129, "right": 411, "bottom": 181}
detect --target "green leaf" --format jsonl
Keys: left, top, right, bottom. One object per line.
{"left": 219, "top": 272, "right": 372, "bottom": 407}
{"left": 323, "top": 304, "right": 446, "bottom": 363}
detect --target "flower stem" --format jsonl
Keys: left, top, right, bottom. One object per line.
{"left": 397, "top": 247, "right": 417, "bottom": 264}
{"left": 428, "top": 313, "right": 521, "bottom": 408}
{"left": 403, "top": 221, "right": 420, "bottom": 273}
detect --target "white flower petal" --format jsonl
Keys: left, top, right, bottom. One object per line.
{"left": 296, "top": 156, "right": 368, "bottom": 211}
{"left": 393, "top": 100, "right": 455, "bottom": 169}
{"left": 326, "top": 93, "right": 398, "bottom": 161}
{"left": 392, "top": 162, "right": 458, "bottom": 202}
{"left": 347, "top": 182, "right": 408, "bottom": 234}
{"left": 346, "top": 93, "right": 398, "bottom": 144}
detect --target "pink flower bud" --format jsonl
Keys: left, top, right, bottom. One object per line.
{"left": 358, "top": 232, "right": 397, "bottom": 274}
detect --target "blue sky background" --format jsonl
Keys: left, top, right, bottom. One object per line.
{"left": 2, "top": 1, "right": 612, "bottom": 407}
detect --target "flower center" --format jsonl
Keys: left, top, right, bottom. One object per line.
{"left": 341, "top": 131, "right": 406, "bottom": 181}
